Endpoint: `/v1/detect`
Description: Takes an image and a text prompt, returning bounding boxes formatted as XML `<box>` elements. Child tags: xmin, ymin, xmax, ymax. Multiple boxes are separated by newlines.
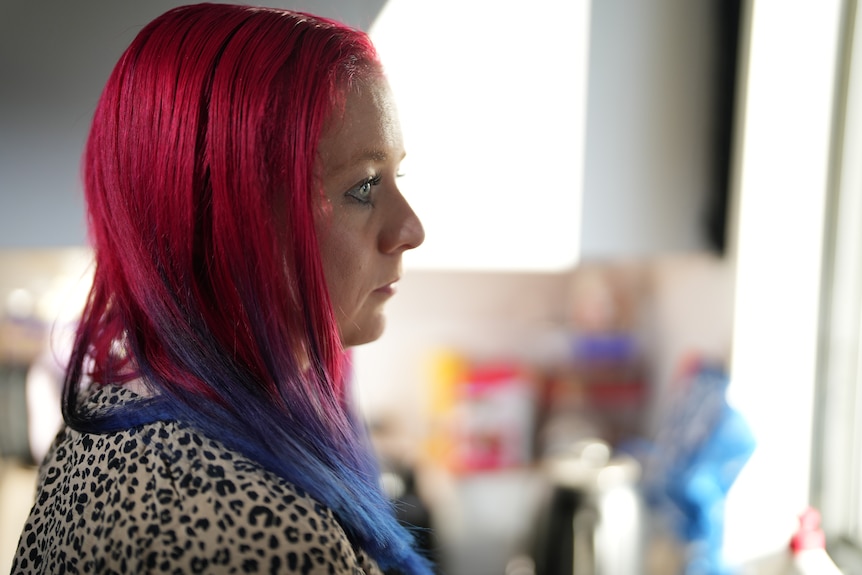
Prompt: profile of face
<box><xmin>315</xmin><ymin>76</ymin><xmax>425</xmax><ymax>347</ymax></box>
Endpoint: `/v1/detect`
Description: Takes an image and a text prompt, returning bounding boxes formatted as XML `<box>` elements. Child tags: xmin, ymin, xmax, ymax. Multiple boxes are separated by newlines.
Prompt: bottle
<box><xmin>789</xmin><ymin>507</ymin><xmax>842</xmax><ymax>574</ymax></box>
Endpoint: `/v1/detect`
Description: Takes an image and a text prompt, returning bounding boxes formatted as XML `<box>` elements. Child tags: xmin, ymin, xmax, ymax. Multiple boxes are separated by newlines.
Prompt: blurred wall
<box><xmin>582</xmin><ymin>0</ymin><xmax>721</xmax><ymax>257</ymax></box>
<box><xmin>0</xmin><ymin>0</ymin><xmax>722</xmax><ymax>260</ymax></box>
<box><xmin>0</xmin><ymin>0</ymin><xmax>387</xmax><ymax>248</ymax></box>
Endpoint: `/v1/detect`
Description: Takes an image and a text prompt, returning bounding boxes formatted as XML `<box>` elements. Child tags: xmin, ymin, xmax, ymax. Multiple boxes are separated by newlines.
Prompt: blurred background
<box><xmin>2</xmin><ymin>0</ymin><xmax>862</xmax><ymax>573</ymax></box>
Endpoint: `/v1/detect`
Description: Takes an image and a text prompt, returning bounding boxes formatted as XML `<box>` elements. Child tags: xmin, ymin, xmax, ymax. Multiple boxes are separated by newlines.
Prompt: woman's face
<box><xmin>315</xmin><ymin>76</ymin><xmax>424</xmax><ymax>347</ymax></box>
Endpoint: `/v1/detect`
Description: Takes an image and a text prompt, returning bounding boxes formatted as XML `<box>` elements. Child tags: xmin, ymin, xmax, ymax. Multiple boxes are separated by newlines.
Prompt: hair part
<box><xmin>66</xmin><ymin>4</ymin><xmax>430</xmax><ymax>573</ymax></box>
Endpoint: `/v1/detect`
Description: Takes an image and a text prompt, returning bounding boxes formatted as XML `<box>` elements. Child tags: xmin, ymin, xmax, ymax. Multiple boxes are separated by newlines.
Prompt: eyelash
<box><xmin>346</xmin><ymin>174</ymin><xmax>382</xmax><ymax>206</ymax></box>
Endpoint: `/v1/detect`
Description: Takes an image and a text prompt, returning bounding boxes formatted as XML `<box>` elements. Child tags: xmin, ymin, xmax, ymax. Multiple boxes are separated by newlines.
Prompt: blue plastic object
<box><xmin>641</xmin><ymin>361</ymin><xmax>756</xmax><ymax>575</ymax></box>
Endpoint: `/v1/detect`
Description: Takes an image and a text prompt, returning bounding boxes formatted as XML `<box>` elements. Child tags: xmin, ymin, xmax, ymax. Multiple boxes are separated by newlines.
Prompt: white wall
<box><xmin>581</xmin><ymin>0</ymin><xmax>717</xmax><ymax>258</ymax></box>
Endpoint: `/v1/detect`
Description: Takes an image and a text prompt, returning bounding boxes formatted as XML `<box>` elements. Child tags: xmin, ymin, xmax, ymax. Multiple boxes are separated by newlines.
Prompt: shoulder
<box><xmin>146</xmin><ymin>423</ymin><xmax>367</xmax><ymax>574</ymax></box>
<box><xmin>14</xmin><ymin>386</ymin><xmax>380</xmax><ymax>574</ymax></box>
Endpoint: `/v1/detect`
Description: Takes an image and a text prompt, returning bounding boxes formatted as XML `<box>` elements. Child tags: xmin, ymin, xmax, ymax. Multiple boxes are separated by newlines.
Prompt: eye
<box><xmin>346</xmin><ymin>174</ymin><xmax>382</xmax><ymax>205</ymax></box>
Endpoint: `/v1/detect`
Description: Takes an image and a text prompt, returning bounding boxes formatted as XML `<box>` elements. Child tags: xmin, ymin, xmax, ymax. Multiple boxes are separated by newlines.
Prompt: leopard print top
<box><xmin>11</xmin><ymin>386</ymin><xmax>383</xmax><ymax>575</ymax></box>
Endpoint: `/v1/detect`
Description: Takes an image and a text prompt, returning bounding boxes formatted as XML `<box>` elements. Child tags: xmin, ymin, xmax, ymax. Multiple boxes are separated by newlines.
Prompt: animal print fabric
<box><xmin>11</xmin><ymin>386</ymin><xmax>383</xmax><ymax>574</ymax></box>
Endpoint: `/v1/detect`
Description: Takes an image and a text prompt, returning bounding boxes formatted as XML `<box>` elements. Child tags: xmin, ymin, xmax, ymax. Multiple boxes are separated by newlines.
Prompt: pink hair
<box><xmin>83</xmin><ymin>4</ymin><xmax>363</xmax><ymax>399</ymax></box>
<box><xmin>67</xmin><ymin>4</ymin><xmax>431</xmax><ymax>572</ymax></box>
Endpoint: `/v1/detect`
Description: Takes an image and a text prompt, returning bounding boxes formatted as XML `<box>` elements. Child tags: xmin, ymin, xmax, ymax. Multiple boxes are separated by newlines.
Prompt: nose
<box><xmin>381</xmin><ymin>190</ymin><xmax>425</xmax><ymax>254</ymax></box>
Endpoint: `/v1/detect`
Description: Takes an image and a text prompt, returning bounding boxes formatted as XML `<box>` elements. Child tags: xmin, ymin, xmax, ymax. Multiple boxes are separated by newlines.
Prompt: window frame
<box><xmin>812</xmin><ymin>0</ymin><xmax>862</xmax><ymax>571</ymax></box>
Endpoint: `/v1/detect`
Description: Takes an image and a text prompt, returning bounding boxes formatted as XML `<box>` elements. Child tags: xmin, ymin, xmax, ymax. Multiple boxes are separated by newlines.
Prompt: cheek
<box><xmin>318</xmin><ymin>225</ymin><xmax>362</xmax><ymax>308</ymax></box>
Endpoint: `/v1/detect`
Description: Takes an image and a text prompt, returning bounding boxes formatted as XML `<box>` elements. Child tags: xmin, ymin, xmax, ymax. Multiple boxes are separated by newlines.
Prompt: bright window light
<box><xmin>369</xmin><ymin>1</ymin><xmax>591</xmax><ymax>271</ymax></box>
<box><xmin>724</xmin><ymin>0</ymin><xmax>843</xmax><ymax>566</ymax></box>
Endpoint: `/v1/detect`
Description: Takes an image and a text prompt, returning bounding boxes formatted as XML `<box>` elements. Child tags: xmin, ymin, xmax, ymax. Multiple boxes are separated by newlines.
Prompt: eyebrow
<box><xmin>356</xmin><ymin>149</ymin><xmax>390</xmax><ymax>163</ymax></box>
<box><xmin>328</xmin><ymin>148</ymin><xmax>405</xmax><ymax>177</ymax></box>
<box><xmin>327</xmin><ymin>149</ymin><xmax>386</xmax><ymax>176</ymax></box>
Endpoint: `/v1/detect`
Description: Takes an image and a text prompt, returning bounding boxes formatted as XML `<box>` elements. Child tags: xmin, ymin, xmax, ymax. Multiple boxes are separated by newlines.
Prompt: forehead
<box><xmin>318</xmin><ymin>77</ymin><xmax>404</xmax><ymax>177</ymax></box>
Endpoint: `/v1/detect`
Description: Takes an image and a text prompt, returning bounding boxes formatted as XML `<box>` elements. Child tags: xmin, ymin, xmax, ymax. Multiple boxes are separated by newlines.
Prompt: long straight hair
<box><xmin>65</xmin><ymin>4</ymin><xmax>431</xmax><ymax>573</ymax></box>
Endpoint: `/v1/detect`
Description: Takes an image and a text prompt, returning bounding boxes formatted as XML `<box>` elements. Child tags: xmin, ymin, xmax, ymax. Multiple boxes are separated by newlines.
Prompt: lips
<box><xmin>374</xmin><ymin>278</ymin><xmax>399</xmax><ymax>296</ymax></box>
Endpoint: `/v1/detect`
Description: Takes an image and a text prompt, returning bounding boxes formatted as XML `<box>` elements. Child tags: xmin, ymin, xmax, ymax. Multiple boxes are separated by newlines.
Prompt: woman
<box><xmin>12</xmin><ymin>3</ymin><xmax>428</xmax><ymax>574</ymax></box>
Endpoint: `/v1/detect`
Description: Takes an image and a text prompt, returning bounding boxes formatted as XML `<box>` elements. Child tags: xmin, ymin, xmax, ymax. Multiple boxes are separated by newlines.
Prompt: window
<box><xmin>368</xmin><ymin>0</ymin><xmax>590</xmax><ymax>271</ymax></box>
<box><xmin>813</xmin><ymin>1</ymin><xmax>862</xmax><ymax>570</ymax></box>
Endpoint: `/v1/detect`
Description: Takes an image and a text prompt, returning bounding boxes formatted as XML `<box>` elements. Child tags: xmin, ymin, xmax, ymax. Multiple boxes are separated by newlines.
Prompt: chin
<box><xmin>341</xmin><ymin>317</ymin><xmax>386</xmax><ymax>348</ymax></box>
